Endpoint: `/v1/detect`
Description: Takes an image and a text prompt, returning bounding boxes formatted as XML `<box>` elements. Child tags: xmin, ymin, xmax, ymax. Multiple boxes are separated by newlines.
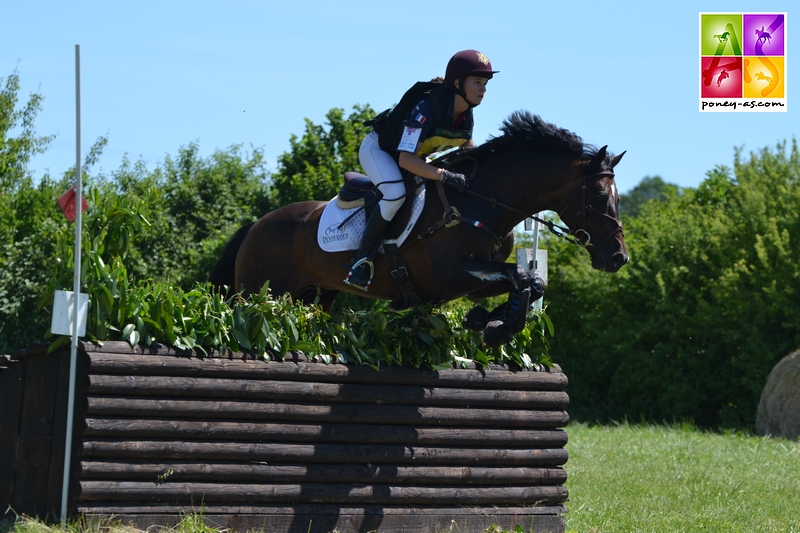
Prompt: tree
<box><xmin>270</xmin><ymin>105</ymin><xmax>375</xmax><ymax>207</ymax></box>
<box><xmin>0</xmin><ymin>70</ymin><xmax>54</xmax><ymax>194</ymax></box>
<box><xmin>100</xmin><ymin>143</ymin><xmax>273</xmax><ymax>290</ymax></box>
<box><xmin>618</xmin><ymin>175</ymin><xmax>680</xmax><ymax>218</ymax></box>
<box><xmin>1</xmin><ymin>70</ymin><xmax>58</xmax><ymax>244</ymax></box>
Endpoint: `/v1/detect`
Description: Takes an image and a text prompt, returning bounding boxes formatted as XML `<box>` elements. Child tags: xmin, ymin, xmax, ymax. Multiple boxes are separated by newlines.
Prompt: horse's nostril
<box><xmin>613</xmin><ymin>252</ymin><xmax>629</xmax><ymax>268</ymax></box>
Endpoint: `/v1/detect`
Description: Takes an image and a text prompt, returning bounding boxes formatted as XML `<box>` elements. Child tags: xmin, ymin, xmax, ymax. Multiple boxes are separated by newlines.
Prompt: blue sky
<box><xmin>4</xmin><ymin>0</ymin><xmax>796</xmax><ymax>194</ymax></box>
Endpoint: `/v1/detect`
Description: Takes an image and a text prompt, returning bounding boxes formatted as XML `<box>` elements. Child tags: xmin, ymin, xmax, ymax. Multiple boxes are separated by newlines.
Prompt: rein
<box><xmin>462</xmin><ymin>168</ymin><xmax>620</xmax><ymax>251</ymax></box>
<box><xmin>389</xmin><ymin>158</ymin><xmax>621</xmax><ymax>262</ymax></box>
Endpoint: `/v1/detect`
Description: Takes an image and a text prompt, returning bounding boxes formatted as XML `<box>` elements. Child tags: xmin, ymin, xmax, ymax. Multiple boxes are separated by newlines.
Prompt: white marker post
<box><xmin>60</xmin><ymin>44</ymin><xmax>83</xmax><ymax>524</ymax></box>
<box><xmin>531</xmin><ymin>214</ymin><xmax>544</xmax><ymax>311</ymax></box>
<box><xmin>517</xmin><ymin>215</ymin><xmax>547</xmax><ymax>311</ymax></box>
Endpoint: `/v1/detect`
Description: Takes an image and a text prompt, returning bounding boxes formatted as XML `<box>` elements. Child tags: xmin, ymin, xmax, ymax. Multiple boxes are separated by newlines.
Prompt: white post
<box><xmin>531</xmin><ymin>213</ymin><xmax>543</xmax><ymax>312</ymax></box>
<box><xmin>60</xmin><ymin>44</ymin><xmax>82</xmax><ymax>524</ymax></box>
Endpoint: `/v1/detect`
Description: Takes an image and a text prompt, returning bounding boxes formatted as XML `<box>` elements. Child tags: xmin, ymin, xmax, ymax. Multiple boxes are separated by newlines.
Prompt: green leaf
<box><xmin>427</xmin><ymin>314</ymin><xmax>447</xmax><ymax>330</ymax></box>
<box><xmin>122</xmin><ymin>323</ymin><xmax>136</xmax><ymax>345</ymax></box>
<box><xmin>541</xmin><ymin>312</ymin><xmax>555</xmax><ymax>337</ymax></box>
<box><xmin>416</xmin><ymin>330</ymin><xmax>434</xmax><ymax>345</ymax></box>
<box><xmin>232</xmin><ymin>329</ymin><xmax>252</xmax><ymax>350</ymax></box>
<box><xmin>292</xmin><ymin>340</ymin><xmax>314</xmax><ymax>352</ymax></box>
<box><xmin>46</xmin><ymin>336</ymin><xmax>70</xmax><ymax>353</ymax></box>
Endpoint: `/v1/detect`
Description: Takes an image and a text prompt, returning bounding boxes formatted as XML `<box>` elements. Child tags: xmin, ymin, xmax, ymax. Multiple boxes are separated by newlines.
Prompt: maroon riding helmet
<box><xmin>444</xmin><ymin>50</ymin><xmax>498</xmax><ymax>106</ymax></box>
<box><xmin>445</xmin><ymin>50</ymin><xmax>498</xmax><ymax>82</ymax></box>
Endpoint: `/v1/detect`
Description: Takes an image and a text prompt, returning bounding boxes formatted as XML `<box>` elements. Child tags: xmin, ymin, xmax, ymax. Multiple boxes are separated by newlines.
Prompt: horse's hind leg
<box><xmin>463</xmin><ymin>304</ymin><xmax>506</xmax><ymax>331</ymax></box>
<box><xmin>296</xmin><ymin>286</ymin><xmax>340</xmax><ymax>312</ymax></box>
<box><xmin>316</xmin><ymin>289</ymin><xmax>340</xmax><ymax>312</ymax></box>
<box><xmin>461</xmin><ymin>259</ymin><xmax>545</xmax><ymax>337</ymax></box>
<box><xmin>459</xmin><ymin>259</ymin><xmax>545</xmax><ymax>346</ymax></box>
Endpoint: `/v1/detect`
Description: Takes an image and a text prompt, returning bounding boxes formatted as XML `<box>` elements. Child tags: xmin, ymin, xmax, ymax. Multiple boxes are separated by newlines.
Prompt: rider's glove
<box><xmin>440</xmin><ymin>170</ymin><xmax>468</xmax><ymax>193</ymax></box>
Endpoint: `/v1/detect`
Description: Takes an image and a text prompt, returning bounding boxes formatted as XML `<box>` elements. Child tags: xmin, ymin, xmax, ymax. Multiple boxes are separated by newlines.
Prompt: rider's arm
<box><xmin>398</xmin><ymin>151</ymin><xmax>447</xmax><ymax>181</ymax></box>
<box><xmin>396</xmin><ymin>99</ymin><xmax>473</xmax><ymax>181</ymax></box>
<box><xmin>395</xmin><ymin>98</ymin><xmax>448</xmax><ymax>181</ymax></box>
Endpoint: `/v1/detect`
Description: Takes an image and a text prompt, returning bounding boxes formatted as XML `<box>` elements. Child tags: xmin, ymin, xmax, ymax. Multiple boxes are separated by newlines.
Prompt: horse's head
<box><xmin>558</xmin><ymin>146</ymin><xmax>629</xmax><ymax>273</ymax></box>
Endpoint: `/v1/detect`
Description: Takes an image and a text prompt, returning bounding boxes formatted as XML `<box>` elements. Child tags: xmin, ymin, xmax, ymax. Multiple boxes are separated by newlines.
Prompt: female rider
<box><xmin>344</xmin><ymin>49</ymin><xmax>498</xmax><ymax>291</ymax></box>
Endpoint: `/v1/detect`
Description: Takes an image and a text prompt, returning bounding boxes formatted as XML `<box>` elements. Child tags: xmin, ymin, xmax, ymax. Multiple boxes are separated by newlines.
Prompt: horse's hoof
<box><xmin>463</xmin><ymin>306</ymin><xmax>491</xmax><ymax>331</ymax></box>
<box><xmin>483</xmin><ymin>320</ymin><xmax>514</xmax><ymax>348</ymax></box>
<box><xmin>529</xmin><ymin>274</ymin><xmax>545</xmax><ymax>302</ymax></box>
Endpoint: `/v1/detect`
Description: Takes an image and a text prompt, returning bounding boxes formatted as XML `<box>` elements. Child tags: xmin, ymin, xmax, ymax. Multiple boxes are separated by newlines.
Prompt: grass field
<box><xmin>2</xmin><ymin>423</ymin><xmax>799</xmax><ymax>533</ymax></box>
<box><xmin>564</xmin><ymin>422</ymin><xmax>800</xmax><ymax>533</ymax></box>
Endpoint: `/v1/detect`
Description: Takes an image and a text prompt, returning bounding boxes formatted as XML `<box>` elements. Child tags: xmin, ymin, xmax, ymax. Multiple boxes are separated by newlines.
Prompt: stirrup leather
<box><xmin>344</xmin><ymin>258</ymin><xmax>375</xmax><ymax>291</ymax></box>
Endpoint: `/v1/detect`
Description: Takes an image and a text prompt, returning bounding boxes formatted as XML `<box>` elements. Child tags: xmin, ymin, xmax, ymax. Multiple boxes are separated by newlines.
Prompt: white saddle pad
<box><xmin>317</xmin><ymin>186</ymin><xmax>426</xmax><ymax>253</ymax></box>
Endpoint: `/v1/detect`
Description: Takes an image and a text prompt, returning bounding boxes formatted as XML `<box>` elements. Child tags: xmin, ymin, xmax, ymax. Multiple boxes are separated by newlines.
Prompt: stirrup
<box><xmin>344</xmin><ymin>258</ymin><xmax>374</xmax><ymax>291</ymax></box>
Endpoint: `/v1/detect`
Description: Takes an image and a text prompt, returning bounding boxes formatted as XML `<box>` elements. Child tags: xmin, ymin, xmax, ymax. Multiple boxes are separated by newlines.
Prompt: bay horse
<box><xmin>211</xmin><ymin>111</ymin><xmax>629</xmax><ymax>346</ymax></box>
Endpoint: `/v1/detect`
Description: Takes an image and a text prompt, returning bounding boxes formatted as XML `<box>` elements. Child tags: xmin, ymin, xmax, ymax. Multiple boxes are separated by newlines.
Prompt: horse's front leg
<box><xmin>460</xmin><ymin>259</ymin><xmax>544</xmax><ymax>347</ymax></box>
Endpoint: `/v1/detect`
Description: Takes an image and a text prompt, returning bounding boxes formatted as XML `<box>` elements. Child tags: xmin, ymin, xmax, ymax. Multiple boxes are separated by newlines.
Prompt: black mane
<box><xmin>447</xmin><ymin>111</ymin><xmax>600</xmax><ymax>162</ymax></box>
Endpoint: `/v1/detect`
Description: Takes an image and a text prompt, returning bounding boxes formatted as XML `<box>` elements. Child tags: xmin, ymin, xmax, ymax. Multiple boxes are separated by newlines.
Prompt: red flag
<box><xmin>58</xmin><ymin>186</ymin><xmax>89</xmax><ymax>222</ymax></box>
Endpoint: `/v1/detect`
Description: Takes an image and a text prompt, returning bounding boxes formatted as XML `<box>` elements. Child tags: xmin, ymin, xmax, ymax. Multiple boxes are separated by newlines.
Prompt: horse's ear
<box><xmin>610</xmin><ymin>150</ymin><xmax>626</xmax><ymax>169</ymax></box>
<box><xmin>589</xmin><ymin>146</ymin><xmax>607</xmax><ymax>168</ymax></box>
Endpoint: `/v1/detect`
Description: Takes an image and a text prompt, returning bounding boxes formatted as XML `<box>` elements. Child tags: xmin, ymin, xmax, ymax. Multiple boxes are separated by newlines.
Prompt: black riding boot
<box><xmin>344</xmin><ymin>210</ymin><xmax>392</xmax><ymax>291</ymax></box>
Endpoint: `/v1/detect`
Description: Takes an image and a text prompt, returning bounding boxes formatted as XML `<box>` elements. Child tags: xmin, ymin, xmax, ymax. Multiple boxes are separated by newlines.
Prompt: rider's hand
<box><xmin>440</xmin><ymin>170</ymin><xmax>468</xmax><ymax>192</ymax></box>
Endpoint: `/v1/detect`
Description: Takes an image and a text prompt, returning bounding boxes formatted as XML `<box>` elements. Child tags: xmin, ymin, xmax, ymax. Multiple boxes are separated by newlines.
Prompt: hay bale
<box><xmin>756</xmin><ymin>349</ymin><xmax>800</xmax><ymax>440</ymax></box>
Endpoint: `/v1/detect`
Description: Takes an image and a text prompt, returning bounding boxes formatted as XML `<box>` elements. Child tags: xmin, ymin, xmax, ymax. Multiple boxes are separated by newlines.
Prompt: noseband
<box><xmin>557</xmin><ymin>170</ymin><xmax>623</xmax><ymax>258</ymax></box>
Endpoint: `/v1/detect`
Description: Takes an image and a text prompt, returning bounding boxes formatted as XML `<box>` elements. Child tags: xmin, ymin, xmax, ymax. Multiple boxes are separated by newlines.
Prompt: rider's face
<box><xmin>459</xmin><ymin>76</ymin><xmax>489</xmax><ymax>106</ymax></box>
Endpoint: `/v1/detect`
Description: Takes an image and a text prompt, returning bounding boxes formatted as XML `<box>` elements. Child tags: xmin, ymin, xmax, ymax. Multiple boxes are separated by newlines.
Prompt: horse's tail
<box><xmin>209</xmin><ymin>221</ymin><xmax>256</xmax><ymax>297</ymax></box>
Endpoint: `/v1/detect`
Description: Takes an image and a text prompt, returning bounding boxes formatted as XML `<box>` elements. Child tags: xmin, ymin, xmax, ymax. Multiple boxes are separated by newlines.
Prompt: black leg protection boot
<box><xmin>344</xmin><ymin>210</ymin><xmax>392</xmax><ymax>291</ymax></box>
<box><xmin>483</xmin><ymin>288</ymin><xmax>532</xmax><ymax>348</ymax></box>
<box><xmin>505</xmin><ymin>286</ymin><xmax>532</xmax><ymax>334</ymax></box>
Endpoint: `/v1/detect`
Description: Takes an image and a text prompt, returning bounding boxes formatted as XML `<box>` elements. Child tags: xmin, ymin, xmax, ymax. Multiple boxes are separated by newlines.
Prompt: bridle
<box><xmin>406</xmin><ymin>155</ymin><xmax>623</xmax><ymax>262</ymax></box>
<box><xmin>554</xmin><ymin>169</ymin><xmax>624</xmax><ymax>258</ymax></box>
<box><xmin>459</xmin><ymin>166</ymin><xmax>622</xmax><ymax>254</ymax></box>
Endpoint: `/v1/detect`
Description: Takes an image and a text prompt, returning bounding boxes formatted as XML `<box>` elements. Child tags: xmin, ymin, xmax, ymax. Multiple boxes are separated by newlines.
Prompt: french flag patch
<box><xmin>415</xmin><ymin>113</ymin><xmax>426</xmax><ymax>124</ymax></box>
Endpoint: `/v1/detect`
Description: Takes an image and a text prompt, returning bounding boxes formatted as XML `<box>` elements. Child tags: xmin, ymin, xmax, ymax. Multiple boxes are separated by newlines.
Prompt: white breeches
<box><xmin>359</xmin><ymin>132</ymin><xmax>406</xmax><ymax>221</ymax></box>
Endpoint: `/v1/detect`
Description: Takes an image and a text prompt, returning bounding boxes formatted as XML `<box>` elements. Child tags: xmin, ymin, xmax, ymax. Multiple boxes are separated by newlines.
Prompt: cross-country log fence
<box><xmin>0</xmin><ymin>341</ymin><xmax>569</xmax><ymax>533</ymax></box>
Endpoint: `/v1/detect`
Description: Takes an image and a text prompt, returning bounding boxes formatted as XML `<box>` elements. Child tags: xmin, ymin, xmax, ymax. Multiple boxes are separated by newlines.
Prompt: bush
<box><xmin>103</xmin><ymin>143</ymin><xmax>272</xmax><ymax>289</ymax></box>
<box><xmin>546</xmin><ymin>140</ymin><xmax>800</xmax><ymax>428</ymax></box>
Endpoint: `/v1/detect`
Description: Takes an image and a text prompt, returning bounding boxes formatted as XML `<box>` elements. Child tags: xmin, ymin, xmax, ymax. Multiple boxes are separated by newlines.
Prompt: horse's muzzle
<box><xmin>608</xmin><ymin>251</ymin><xmax>629</xmax><ymax>272</ymax></box>
<box><xmin>592</xmin><ymin>250</ymin><xmax>629</xmax><ymax>273</ymax></box>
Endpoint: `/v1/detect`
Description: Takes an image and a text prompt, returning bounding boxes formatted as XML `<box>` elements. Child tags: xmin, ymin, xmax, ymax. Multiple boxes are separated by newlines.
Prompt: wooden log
<box><xmin>85</xmin><ymin>397</ymin><xmax>569</xmax><ymax>427</ymax></box>
<box><xmin>86</xmin><ymin>374</ymin><xmax>567</xmax><ymax>409</ymax></box>
<box><xmin>79</xmin><ymin>440</ymin><xmax>569</xmax><ymax>466</ymax></box>
<box><xmin>79</xmin><ymin>460</ymin><xmax>567</xmax><ymax>486</ymax></box>
<box><xmin>82</xmin><ymin>418</ymin><xmax>569</xmax><ymax>445</ymax></box>
<box><xmin>84</xmin><ymin>351</ymin><xmax>568</xmax><ymax>390</ymax></box>
<box><xmin>0</xmin><ymin>357</ymin><xmax>25</xmax><ymax>511</ymax></box>
<box><xmin>9</xmin><ymin>343</ymin><xmax>50</xmax><ymax>361</ymax></box>
<box><xmin>77</xmin><ymin>481</ymin><xmax>568</xmax><ymax>505</ymax></box>
<box><xmin>11</xmin><ymin>352</ymin><xmax>63</xmax><ymax>518</ymax></box>
<box><xmin>44</xmin><ymin>350</ymin><xmax>78</xmax><ymax>519</ymax></box>
<box><xmin>73</xmin><ymin>505</ymin><xmax>567</xmax><ymax>533</ymax></box>
<box><xmin>73</xmin><ymin>503</ymin><xmax>567</xmax><ymax>515</ymax></box>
